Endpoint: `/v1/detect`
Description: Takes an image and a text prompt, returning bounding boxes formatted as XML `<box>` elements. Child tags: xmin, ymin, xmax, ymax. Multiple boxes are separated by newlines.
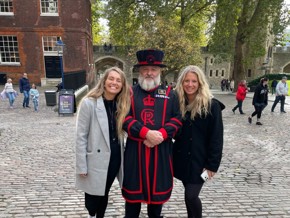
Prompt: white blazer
<box><xmin>75</xmin><ymin>96</ymin><xmax>124</xmax><ymax>195</ymax></box>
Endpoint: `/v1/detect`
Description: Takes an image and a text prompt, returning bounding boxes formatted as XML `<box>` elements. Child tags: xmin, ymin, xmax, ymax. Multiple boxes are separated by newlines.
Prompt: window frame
<box><xmin>0</xmin><ymin>0</ymin><xmax>14</xmax><ymax>16</ymax></box>
<box><xmin>40</xmin><ymin>0</ymin><xmax>59</xmax><ymax>16</ymax></box>
<box><xmin>0</xmin><ymin>35</ymin><xmax>20</xmax><ymax>65</ymax></box>
<box><xmin>42</xmin><ymin>36</ymin><xmax>61</xmax><ymax>53</ymax></box>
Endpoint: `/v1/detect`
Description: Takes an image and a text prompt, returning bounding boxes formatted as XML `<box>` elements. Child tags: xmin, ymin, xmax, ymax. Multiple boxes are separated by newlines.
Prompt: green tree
<box><xmin>104</xmin><ymin>0</ymin><xmax>212</xmax><ymax>79</ymax></box>
<box><xmin>134</xmin><ymin>17</ymin><xmax>202</xmax><ymax>81</ymax></box>
<box><xmin>91</xmin><ymin>1</ymin><xmax>106</xmax><ymax>44</ymax></box>
<box><xmin>209</xmin><ymin>0</ymin><xmax>289</xmax><ymax>89</ymax></box>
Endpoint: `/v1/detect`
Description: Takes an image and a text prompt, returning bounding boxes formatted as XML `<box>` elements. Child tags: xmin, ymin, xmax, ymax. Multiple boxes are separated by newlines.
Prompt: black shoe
<box><xmin>256</xmin><ymin>122</ymin><xmax>262</xmax><ymax>125</ymax></box>
<box><xmin>232</xmin><ymin>109</ymin><xmax>235</xmax><ymax>114</ymax></box>
<box><xmin>26</xmin><ymin>106</ymin><xmax>30</xmax><ymax>108</ymax></box>
<box><xmin>248</xmin><ymin>117</ymin><xmax>252</xmax><ymax>124</ymax></box>
<box><xmin>281</xmin><ymin>111</ymin><xmax>286</xmax><ymax>113</ymax></box>
<box><xmin>240</xmin><ymin>112</ymin><xmax>246</xmax><ymax>115</ymax></box>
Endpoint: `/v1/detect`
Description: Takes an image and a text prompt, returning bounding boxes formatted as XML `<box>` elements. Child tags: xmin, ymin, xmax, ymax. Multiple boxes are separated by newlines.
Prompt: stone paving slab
<box><xmin>0</xmin><ymin>86</ymin><xmax>290</xmax><ymax>217</ymax></box>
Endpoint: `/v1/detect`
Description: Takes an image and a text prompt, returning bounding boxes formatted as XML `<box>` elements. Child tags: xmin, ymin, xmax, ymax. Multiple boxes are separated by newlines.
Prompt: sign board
<box><xmin>58</xmin><ymin>94</ymin><xmax>74</xmax><ymax>115</ymax></box>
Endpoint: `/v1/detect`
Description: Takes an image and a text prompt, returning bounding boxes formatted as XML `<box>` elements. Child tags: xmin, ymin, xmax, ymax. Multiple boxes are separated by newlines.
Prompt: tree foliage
<box><xmin>103</xmin><ymin>0</ymin><xmax>213</xmax><ymax>79</ymax></box>
<box><xmin>91</xmin><ymin>1</ymin><xmax>106</xmax><ymax>44</ymax></box>
<box><xmin>93</xmin><ymin>0</ymin><xmax>289</xmax><ymax>87</ymax></box>
<box><xmin>209</xmin><ymin>0</ymin><xmax>289</xmax><ymax>89</ymax></box>
<box><xmin>133</xmin><ymin>17</ymin><xmax>202</xmax><ymax>80</ymax></box>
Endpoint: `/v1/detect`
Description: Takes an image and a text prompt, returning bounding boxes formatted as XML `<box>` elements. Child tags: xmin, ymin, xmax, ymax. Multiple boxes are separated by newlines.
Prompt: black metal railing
<box><xmin>63</xmin><ymin>70</ymin><xmax>86</xmax><ymax>90</ymax></box>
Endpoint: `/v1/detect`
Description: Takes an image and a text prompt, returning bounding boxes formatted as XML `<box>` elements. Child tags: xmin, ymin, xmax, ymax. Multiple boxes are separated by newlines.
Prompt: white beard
<box><xmin>138</xmin><ymin>74</ymin><xmax>161</xmax><ymax>91</ymax></box>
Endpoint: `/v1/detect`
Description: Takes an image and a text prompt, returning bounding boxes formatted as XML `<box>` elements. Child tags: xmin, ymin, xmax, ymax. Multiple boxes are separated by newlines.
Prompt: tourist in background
<box><xmin>29</xmin><ymin>83</ymin><xmax>40</xmax><ymax>112</ymax></box>
<box><xmin>271</xmin><ymin>79</ymin><xmax>278</xmax><ymax>95</ymax></box>
<box><xmin>230</xmin><ymin>79</ymin><xmax>235</xmax><ymax>92</ymax></box>
<box><xmin>19</xmin><ymin>73</ymin><xmax>31</xmax><ymax>108</ymax></box>
<box><xmin>248</xmin><ymin>78</ymin><xmax>269</xmax><ymax>125</ymax></box>
<box><xmin>232</xmin><ymin>80</ymin><xmax>248</xmax><ymax>115</ymax></box>
<box><xmin>271</xmin><ymin>76</ymin><xmax>288</xmax><ymax>113</ymax></box>
<box><xmin>2</xmin><ymin>78</ymin><xmax>17</xmax><ymax>109</ymax></box>
<box><xmin>173</xmin><ymin>65</ymin><xmax>224</xmax><ymax>218</ymax></box>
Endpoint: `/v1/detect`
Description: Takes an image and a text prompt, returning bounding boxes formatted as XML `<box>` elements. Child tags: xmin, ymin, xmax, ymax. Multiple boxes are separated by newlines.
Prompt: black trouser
<box><xmin>85</xmin><ymin>156</ymin><xmax>120</xmax><ymax>218</ymax></box>
<box><xmin>124</xmin><ymin>202</ymin><xmax>163</xmax><ymax>218</ymax></box>
<box><xmin>271</xmin><ymin>95</ymin><xmax>285</xmax><ymax>112</ymax></box>
<box><xmin>251</xmin><ymin>105</ymin><xmax>263</xmax><ymax>119</ymax></box>
<box><xmin>233</xmin><ymin>100</ymin><xmax>243</xmax><ymax>114</ymax></box>
<box><xmin>182</xmin><ymin>182</ymin><xmax>203</xmax><ymax>218</ymax></box>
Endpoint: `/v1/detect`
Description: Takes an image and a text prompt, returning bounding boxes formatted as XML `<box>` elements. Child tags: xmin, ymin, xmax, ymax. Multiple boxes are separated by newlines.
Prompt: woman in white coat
<box><xmin>75</xmin><ymin>67</ymin><xmax>131</xmax><ymax>218</ymax></box>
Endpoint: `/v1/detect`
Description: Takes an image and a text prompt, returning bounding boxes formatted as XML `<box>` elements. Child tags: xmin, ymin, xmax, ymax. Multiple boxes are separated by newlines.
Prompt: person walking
<box><xmin>19</xmin><ymin>73</ymin><xmax>31</xmax><ymax>108</ymax></box>
<box><xmin>3</xmin><ymin>78</ymin><xmax>17</xmax><ymax>109</ymax></box>
<box><xmin>122</xmin><ymin>49</ymin><xmax>182</xmax><ymax>218</ymax></box>
<box><xmin>248</xmin><ymin>78</ymin><xmax>269</xmax><ymax>125</ymax></box>
<box><xmin>232</xmin><ymin>80</ymin><xmax>248</xmax><ymax>114</ymax></box>
<box><xmin>173</xmin><ymin>65</ymin><xmax>224</xmax><ymax>218</ymax></box>
<box><xmin>29</xmin><ymin>83</ymin><xmax>40</xmax><ymax>112</ymax></box>
<box><xmin>271</xmin><ymin>76</ymin><xmax>288</xmax><ymax>113</ymax></box>
<box><xmin>230</xmin><ymin>79</ymin><xmax>235</xmax><ymax>92</ymax></box>
<box><xmin>75</xmin><ymin>67</ymin><xmax>131</xmax><ymax>218</ymax></box>
<box><xmin>271</xmin><ymin>79</ymin><xmax>278</xmax><ymax>95</ymax></box>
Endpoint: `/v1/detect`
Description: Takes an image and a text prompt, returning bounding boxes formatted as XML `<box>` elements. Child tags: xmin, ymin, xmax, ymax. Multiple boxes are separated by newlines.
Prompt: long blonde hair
<box><xmin>83</xmin><ymin>67</ymin><xmax>131</xmax><ymax>141</ymax></box>
<box><xmin>175</xmin><ymin>65</ymin><xmax>213</xmax><ymax>119</ymax></box>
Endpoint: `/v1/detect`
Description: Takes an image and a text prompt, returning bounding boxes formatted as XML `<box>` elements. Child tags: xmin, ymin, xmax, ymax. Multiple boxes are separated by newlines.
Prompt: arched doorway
<box><xmin>283</xmin><ymin>62</ymin><xmax>290</xmax><ymax>73</ymax></box>
<box><xmin>95</xmin><ymin>56</ymin><xmax>125</xmax><ymax>82</ymax></box>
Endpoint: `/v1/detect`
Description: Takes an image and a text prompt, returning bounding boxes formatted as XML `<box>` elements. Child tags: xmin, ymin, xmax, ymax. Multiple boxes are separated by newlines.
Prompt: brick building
<box><xmin>0</xmin><ymin>0</ymin><xmax>94</xmax><ymax>86</ymax></box>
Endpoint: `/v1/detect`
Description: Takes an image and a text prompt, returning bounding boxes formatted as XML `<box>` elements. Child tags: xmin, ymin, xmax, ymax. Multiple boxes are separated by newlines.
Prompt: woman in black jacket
<box><xmin>173</xmin><ymin>65</ymin><xmax>224</xmax><ymax>218</ymax></box>
<box><xmin>248</xmin><ymin>77</ymin><xmax>269</xmax><ymax>125</ymax></box>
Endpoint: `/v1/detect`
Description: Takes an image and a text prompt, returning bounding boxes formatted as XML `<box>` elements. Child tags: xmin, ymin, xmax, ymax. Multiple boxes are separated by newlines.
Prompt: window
<box><xmin>221</xmin><ymin>70</ymin><xmax>225</xmax><ymax>77</ymax></box>
<box><xmin>247</xmin><ymin>69</ymin><xmax>252</xmax><ymax>77</ymax></box>
<box><xmin>42</xmin><ymin>36</ymin><xmax>61</xmax><ymax>52</ymax></box>
<box><xmin>209</xmin><ymin>70</ymin><xmax>213</xmax><ymax>77</ymax></box>
<box><xmin>0</xmin><ymin>35</ymin><xmax>20</xmax><ymax>64</ymax></box>
<box><xmin>216</xmin><ymin>70</ymin><xmax>218</xmax><ymax>77</ymax></box>
<box><xmin>0</xmin><ymin>0</ymin><xmax>13</xmax><ymax>15</ymax></box>
<box><xmin>40</xmin><ymin>0</ymin><xmax>58</xmax><ymax>15</ymax></box>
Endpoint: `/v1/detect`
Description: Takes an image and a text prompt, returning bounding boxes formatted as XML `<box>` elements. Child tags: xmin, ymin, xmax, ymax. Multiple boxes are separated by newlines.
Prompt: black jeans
<box><xmin>271</xmin><ymin>95</ymin><xmax>285</xmax><ymax>112</ymax></box>
<box><xmin>124</xmin><ymin>202</ymin><xmax>163</xmax><ymax>218</ymax></box>
<box><xmin>252</xmin><ymin>105</ymin><xmax>264</xmax><ymax>119</ymax></box>
<box><xmin>233</xmin><ymin>100</ymin><xmax>244</xmax><ymax>114</ymax></box>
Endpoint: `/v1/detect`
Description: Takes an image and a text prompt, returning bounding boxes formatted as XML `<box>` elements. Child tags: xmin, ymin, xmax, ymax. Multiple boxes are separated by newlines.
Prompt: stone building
<box><xmin>0</xmin><ymin>0</ymin><xmax>94</xmax><ymax>86</ymax></box>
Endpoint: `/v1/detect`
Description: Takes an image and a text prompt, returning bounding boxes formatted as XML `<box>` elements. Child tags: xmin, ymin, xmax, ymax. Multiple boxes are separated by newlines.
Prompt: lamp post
<box><xmin>55</xmin><ymin>39</ymin><xmax>65</xmax><ymax>89</ymax></box>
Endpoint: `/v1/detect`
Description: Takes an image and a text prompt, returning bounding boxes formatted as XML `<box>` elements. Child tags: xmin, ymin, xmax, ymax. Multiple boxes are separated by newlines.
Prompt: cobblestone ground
<box><xmin>0</xmin><ymin>86</ymin><xmax>290</xmax><ymax>218</ymax></box>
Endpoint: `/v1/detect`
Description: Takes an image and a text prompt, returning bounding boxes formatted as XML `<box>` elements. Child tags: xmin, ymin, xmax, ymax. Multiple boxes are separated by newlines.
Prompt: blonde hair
<box><xmin>83</xmin><ymin>67</ymin><xmax>131</xmax><ymax>141</ymax></box>
<box><xmin>175</xmin><ymin>65</ymin><xmax>213</xmax><ymax>119</ymax></box>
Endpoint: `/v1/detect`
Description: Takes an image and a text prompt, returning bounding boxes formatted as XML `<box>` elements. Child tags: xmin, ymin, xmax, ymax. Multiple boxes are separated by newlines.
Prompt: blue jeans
<box><xmin>32</xmin><ymin>97</ymin><xmax>39</xmax><ymax>111</ymax></box>
<box><xmin>22</xmin><ymin>90</ymin><xmax>30</xmax><ymax>107</ymax></box>
<box><xmin>6</xmin><ymin>92</ymin><xmax>15</xmax><ymax>106</ymax></box>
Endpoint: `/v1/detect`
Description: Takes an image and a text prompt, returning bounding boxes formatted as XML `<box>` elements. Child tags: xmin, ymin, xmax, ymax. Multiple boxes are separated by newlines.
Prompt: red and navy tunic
<box><xmin>122</xmin><ymin>84</ymin><xmax>182</xmax><ymax>204</ymax></box>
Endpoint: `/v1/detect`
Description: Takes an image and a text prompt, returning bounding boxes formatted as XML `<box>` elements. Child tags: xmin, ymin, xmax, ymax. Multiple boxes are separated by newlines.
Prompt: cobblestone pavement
<box><xmin>0</xmin><ymin>86</ymin><xmax>290</xmax><ymax>218</ymax></box>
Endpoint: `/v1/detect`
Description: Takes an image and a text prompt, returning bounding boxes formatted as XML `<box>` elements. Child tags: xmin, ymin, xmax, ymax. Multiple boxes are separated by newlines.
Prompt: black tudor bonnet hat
<box><xmin>134</xmin><ymin>49</ymin><xmax>167</xmax><ymax>68</ymax></box>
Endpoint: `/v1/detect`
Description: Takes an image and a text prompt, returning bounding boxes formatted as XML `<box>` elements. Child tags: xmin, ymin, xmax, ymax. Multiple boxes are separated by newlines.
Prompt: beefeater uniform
<box><xmin>122</xmin><ymin>83</ymin><xmax>182</xmax><ymax>204</ymax></box>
